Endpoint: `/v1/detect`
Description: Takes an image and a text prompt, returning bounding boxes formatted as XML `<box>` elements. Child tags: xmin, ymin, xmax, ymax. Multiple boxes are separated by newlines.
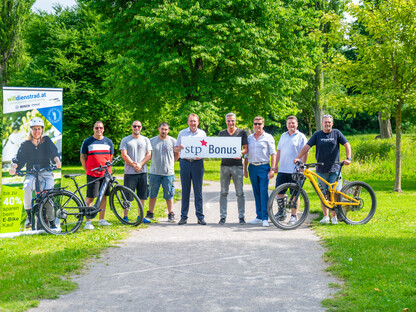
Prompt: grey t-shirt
<box><xmin>149</xmin><ymin>136</ymin><xmax>176</xmax><ymax>176</ymax></box>
<box><xmin>119</xmin><ymin>135</ymin><xmax>152</xmax><ymax>174</ymax></box>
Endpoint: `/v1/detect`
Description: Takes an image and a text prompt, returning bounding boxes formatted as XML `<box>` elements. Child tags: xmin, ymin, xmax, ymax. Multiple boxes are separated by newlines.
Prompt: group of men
<box><xmin>79</xmin><ymin>113</ymin><xmax>351</xmax><ymax>229</ymax></box>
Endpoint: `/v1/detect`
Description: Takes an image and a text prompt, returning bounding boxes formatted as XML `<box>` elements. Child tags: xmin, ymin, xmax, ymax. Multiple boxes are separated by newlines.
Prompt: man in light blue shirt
<box><xmin>174</xmin><ymin>113</ymin><xmax>207</xmax><ymax>225</ymax></box>
<box><xmin>244</xmin><ymin>116</ymin><xmax>276</xmax><ymax>227</ymax></box>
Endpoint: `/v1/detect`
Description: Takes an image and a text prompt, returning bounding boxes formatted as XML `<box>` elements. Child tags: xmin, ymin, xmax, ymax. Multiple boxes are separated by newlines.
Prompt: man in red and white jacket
<box><xmin>80</xmin><ymin>120</ymin><xmax>114</xmax><ymax>230</ymax></box>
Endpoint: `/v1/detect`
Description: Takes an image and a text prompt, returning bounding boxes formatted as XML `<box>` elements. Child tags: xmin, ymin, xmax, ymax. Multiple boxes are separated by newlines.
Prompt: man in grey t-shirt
<box><xmin>120</xmin><ymin>120</ymin><xmax>152</xmax><ymax>223</ymax></box>
<box><xmin>147</xmin><ymin>122</ymin><xmax>179</xmax><ymax>223</ymax></box>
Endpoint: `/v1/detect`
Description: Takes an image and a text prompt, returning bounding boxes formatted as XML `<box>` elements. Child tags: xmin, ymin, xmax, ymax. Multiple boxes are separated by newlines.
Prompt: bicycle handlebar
<box><xmin>90</xmin><ymin>156</ymin><xmax>122</xmax><ymax>173</ymax></box>
<box><xmin>295</xmin><ymin>161</ymin><xmax>345</xmax><ymax>170</ymax></box>
<box><xmin>16</xmin><ymin>165</ymin><xmax>57</xmax><ymax>176</ymax></box>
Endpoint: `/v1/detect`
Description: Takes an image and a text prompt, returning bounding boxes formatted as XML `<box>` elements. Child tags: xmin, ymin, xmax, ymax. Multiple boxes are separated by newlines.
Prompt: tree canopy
<box><xmin>331</xmin><ymin>0</ymin><xmax>416</xmax><ymax>191</ymax></box>
<box><xmin>83</xmin><ymin>0</ymin><xmax>318</xmax><ymax>135</ymax></box>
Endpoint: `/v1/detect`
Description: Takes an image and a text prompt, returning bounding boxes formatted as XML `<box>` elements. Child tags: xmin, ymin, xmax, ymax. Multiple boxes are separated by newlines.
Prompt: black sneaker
<box><xmin>178</xmin><ymin>218</ymin><xmax>187</xmax><ymax>225</ymax></box>
<box><xmin>239</xmin><ymin>217</ymin><xmax>246</xmax><ymax>225</ymax></box>
<box><xmin>274</xmin><ymin>210</ymin><xmax>286</xmax><ymax>221</ymax></box>
<box><xmin>49</xmin><ymin>221</ymin><xmax>58</xmax><ymax>229</ymax></box>
<box><xmin>144</xmin><ymin>211</ymin><xmax>154</xmax><ymax>223</ymax></box>
<box><xmin>168</xmin><ymin>212</ymin><xmax>176</xmax><ymax>223</ymax></box>
<box><xmin>197</xmin><ymin>219</ymin><xmax>207</xmax><ymax>225</ymax></box>
<box><xmin>219</xmin><ymin>218</ymin><xmax>226</xmax><ymax>225</ymax></box>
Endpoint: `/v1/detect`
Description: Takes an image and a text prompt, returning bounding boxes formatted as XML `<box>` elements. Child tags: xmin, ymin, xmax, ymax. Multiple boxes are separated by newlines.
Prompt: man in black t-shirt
<box><xmin>294</xmin><ymin>114</ymin><xmax>351</xmax><ymax>225</ymax></box>
<box><xmin>218</xmin><ymin>113</ymin><xmax>248</xmax><ymax>225</ymax></box>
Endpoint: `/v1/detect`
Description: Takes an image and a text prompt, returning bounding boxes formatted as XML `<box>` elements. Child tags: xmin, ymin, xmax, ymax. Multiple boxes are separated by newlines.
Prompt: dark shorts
<box><xmin>87</xmin><ymin>175</ymin><xmax>110</xmax><ymax>198</ymax></box>
<box><xmin>124</xmin><ymin>173</ymin><xmax>148</xmax><ymax>200</ymax></box>
<box><xmin>275</xmin><ymin>172</ymin><xmax>296</xmax><ymax>195</ymax></box>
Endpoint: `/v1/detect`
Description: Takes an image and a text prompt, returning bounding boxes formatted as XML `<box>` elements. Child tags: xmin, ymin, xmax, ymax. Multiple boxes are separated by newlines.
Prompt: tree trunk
<box><xmin>378</xmin><ymin>112</ymin><xmax>392</xmax><ymax>139</ymax></box>
<box><xmin>394</xmin><ymin>101</ymin><xmax>402</xmax><ymax>192</ymax></box>
<box><xmin>312</xmin><ymin>64</ymin><xmax>324</xmax><ymax>131</ymax></box>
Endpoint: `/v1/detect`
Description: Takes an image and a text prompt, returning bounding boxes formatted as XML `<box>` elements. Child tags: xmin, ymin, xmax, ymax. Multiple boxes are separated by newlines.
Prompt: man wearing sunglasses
<box><xmin>244</xmin><ymin>116</ymin><xmax>276</xmax><ymax>227</ymax></box>
<box><xmin>80</xmin><ymin>121</ymin><xmax>114</xmax><ymax>230</ymax></box>
<box><xmin>120</xmin><ymin>120</ymin><xmax>153</xmax><ymax>223</ymax></box>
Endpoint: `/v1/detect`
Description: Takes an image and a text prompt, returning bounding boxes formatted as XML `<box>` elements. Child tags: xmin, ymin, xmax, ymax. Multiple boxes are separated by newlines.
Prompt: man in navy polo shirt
<box><xmin>294</xmin><ymin>114</ymin><xmax>351</xmax><ymax>225</ymax></box>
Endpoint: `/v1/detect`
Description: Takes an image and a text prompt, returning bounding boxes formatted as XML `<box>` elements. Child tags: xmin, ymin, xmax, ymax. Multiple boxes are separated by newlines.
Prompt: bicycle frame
<box><xmin>64</xmin><ymin>158</ymin><xmax>120</xmax><ymax>214</ymax></box>
<box><xmin>17</xmin><ymin>165</ymin><xmax>57</xmax><ymax>230</ymax></box>
<box><xmin>301</xmin><ymin>166</ymin><xmax>360</xmax><ymax>210</ymax></box>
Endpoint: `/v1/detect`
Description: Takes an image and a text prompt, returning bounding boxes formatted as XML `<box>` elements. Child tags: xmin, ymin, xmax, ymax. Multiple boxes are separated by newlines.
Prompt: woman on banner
<box><xmin>9</xmin><ymin>117</ymin><xmax>62</xmax><ymax>228</ymax></box>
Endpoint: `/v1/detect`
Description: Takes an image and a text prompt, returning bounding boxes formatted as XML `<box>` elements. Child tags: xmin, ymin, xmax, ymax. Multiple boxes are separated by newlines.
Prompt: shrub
<box><xmin>353</xmin><ymin>139</ymin><xmax>394</xmax><ymax>162</ymax></box>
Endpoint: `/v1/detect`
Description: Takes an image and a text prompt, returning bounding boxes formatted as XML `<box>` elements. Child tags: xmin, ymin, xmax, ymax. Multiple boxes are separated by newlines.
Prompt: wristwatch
<box><xmin>346</xmin><ymin>157</ymin><xmax>351</xmax><ymax>160</ymax></box>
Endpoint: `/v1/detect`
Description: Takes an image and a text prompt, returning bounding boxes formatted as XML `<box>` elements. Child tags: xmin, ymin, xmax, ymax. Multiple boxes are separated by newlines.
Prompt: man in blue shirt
<box><xmin>174</xmin><ymin>114</ymin><xmax>207</xmax><ymax>225</ymax></box>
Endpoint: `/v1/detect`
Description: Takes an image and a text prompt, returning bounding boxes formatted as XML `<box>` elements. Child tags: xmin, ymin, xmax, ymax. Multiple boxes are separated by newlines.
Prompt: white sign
<box><xmin>3</xmin><ymin>87</ymin><xmax>63</xmax><ymax>114</ymax></box>
<box><xmin>180</xmin><ymin>137</ymin><xmax>242</xmax><ymax>158</ymax></box>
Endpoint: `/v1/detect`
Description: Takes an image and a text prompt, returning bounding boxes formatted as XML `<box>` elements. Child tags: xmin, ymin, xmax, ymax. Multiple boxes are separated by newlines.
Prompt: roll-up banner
<box><xmin>1</xmin><ymin>87</ymin><xmax>63</xmax><ymax>234</ymax></box>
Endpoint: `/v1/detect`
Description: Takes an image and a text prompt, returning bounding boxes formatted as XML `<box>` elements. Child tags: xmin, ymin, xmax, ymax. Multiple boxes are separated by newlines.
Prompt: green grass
<box><xmin>1</xmin><ymin>133</ymin><xmax>415</xmax><ymax>311</ymax></box>
<box><xmin>0</xmin><ymin>171</ymin><xmax>169</xmax><ymax>312</ymax></box>
<box><xmin>308</xmin><ymin>134</ymin><xmax>416</xmax><ymax>311</ymax></box>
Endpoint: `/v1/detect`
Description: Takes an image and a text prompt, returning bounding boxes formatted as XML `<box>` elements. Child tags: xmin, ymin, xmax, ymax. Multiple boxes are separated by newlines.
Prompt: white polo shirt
<box><xmin>277</xmin><ymin>130</ymin><xmax>307</xmax><ymax>173</ymax></box>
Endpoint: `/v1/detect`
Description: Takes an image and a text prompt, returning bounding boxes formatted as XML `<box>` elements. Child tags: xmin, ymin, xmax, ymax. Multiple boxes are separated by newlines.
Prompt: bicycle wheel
<box><xmin>268</xmin><ymin>183</ymin><xmax>310</xmax><ymax>230</ymax></box>
<box><xmin>110</xmin><ymin>185</ymin><xmax>143</xmax><ymax>226</ymax></box>
<box><xmin>337</xmin><ymin>181</ymin><xmax>376</xmax><ymax>225</ymax></box>
<box><xmin>38</xmin><ymin>190</ymin><xmax>84</xmax><ymax>235</ymax></box>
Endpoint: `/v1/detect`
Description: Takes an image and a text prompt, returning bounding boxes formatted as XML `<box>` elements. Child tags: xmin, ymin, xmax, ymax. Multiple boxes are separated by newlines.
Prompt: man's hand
<box><xmin>133</xmin><ymin>162</ymin><xmax>143</xmax><ymax>172</ymax></box>
<box><xmin>293</xmin><ymin>158</ymin><xmax>300</xmax><ymax>164</ymax></box>
<box><xmin>268</xmin><ymin>169</ymin><xmax>275</xmax><ymax>179</ymax></box>
<box><xmin>343</xmin><ymin>159</ymin><xmax>351</xmax><ymax>166</ymax></box>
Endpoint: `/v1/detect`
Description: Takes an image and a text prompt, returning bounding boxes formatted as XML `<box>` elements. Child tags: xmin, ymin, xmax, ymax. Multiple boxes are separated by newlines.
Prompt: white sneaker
<box><xmin>262</xmin><ymin>220</ymin><xmax>270</xmax><ymax>227</ymax></box>
<box><xmin>98</xmin><ymin>219</ymin><xmax>112</xmax><ymax>226</ymax></box>
<box><xmin>248</xmin><ymin>218</ymin><xmax>263</xmax><ymax>224</ymax></box>
<box><xmin>84</xmin><ymin>221</ymin><xmax>94</xmax><ymax>230</ymax></box>
<box><xmin>320</xmin><ymin>216</ymin><xmax>330</xmax><ymax>224</ymax></box>
<box><xmin>331</xmin><ymin>217</ymin><xmax>338</xmax><ymax>225</ymax></box>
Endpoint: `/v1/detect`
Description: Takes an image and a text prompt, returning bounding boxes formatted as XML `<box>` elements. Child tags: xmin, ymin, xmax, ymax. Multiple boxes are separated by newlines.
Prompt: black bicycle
<box><xmin>16</xmin><ymin>165</ymin><xmax>58</xmax><ymax>231</ymax></box>
<box><xmin>37</xmin><ymin>156</ymin><xmax>144</xmax><ymax>235</ymax></box>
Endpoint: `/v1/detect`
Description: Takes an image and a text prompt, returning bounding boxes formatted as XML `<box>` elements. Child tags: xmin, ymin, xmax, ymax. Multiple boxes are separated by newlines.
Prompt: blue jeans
<box><xmin>148</xmin><ymin>174</ymin><xmax>175</xmax><ymax>200</ymax></box>
<box><xmin>317</xmin><ymin>172</ymin><xmax>342</xmax><ymax>192</ymax></box>
<box><xmin>179</xmin><ymin>159</ymin><xmax>204</xmax><ymax>220</ymax></box>
<box><xmin>248</xmin><ymin>163</ymin><xmax>270</xmax><ymax>220</ymax></box>
<box><xmin>220</xmin><ymin>165</ymin><xmax>245</xmax><ymax>219</ymax></box>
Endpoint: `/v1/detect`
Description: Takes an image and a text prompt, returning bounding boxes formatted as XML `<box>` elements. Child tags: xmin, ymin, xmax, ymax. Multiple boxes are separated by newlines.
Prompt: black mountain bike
<box><xmin>37</xmin><ymin>156</ymin><xmax>144</xmax><ymax>235</ymax></box>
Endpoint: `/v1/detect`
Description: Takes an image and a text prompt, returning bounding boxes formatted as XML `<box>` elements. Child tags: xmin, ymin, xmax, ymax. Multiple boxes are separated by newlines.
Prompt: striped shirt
<box><xmin>81</xmin><ymin>136</ymin><xmax>114</xmax><ymax>177</ymax></box>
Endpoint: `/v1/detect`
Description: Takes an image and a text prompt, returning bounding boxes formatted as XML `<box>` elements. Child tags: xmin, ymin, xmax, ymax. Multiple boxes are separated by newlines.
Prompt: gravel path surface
<box><xmin>30</xmin><ymin>181</ymin><xmax>337</xmax><ymax>312</ymax></box>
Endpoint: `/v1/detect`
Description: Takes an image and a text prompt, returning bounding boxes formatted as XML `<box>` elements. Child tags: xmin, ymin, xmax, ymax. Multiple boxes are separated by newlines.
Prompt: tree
<box><xmin>332</xmin><ymin>0</ymin><xmax>416</xmax><ymax>192</ymax></box>
<box><xmin>11</xmin><ymin>5</ymin><xmax>127</xmax><ymax>164</ymax></box>
<box><xmin>83</xmin><ymin>0</ymin><xmax>317</xmax><ymax>135</ymax></box>
<box><xmin>0</xmin><ymin>0</ymin><xmax>34</xmax><ymax>86</ymax></box>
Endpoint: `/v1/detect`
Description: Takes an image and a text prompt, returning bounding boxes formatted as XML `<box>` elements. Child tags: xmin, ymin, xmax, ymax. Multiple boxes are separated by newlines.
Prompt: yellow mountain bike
<box><xmin>267</xmin><ymin>161</ymin><xmax>376</xmax><ymax>230</ymax></box>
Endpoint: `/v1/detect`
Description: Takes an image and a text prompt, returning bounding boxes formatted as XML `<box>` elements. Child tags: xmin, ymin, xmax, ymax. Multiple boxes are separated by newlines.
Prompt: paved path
<box><xmin>31</xmin><ymin>181</ymin><xmax>337</xmax><ymax>312</ymax></box>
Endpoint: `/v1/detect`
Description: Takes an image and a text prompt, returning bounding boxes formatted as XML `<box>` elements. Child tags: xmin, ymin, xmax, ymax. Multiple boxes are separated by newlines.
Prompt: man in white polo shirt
<box><xmin>273</xmin><ymin>116</ymin><xmax>308</xmax><ymax>224</ymax></box>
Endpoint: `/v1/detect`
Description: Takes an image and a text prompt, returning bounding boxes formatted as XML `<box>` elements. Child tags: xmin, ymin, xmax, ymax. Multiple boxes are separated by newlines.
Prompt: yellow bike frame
<box><xmin>302</xmin><ymin>167</ymin><xmax>360</xmax><ymax>210</ymax></box>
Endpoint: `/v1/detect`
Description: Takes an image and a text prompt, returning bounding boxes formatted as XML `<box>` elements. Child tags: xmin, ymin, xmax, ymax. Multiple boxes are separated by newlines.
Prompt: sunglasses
<box><xmin>132</xmin><ymin>125</ymin><xmax>142</xmax><ymax>128</ymax></box>
<box><xmin>95</xmin><ymin>127</ymin><xmax>104</xmax><ymax>130</ymax></box>
<box><xmin>253</xmin><ymin>123</ymin><xmax>263</xmax><ymax>126</ymax></box>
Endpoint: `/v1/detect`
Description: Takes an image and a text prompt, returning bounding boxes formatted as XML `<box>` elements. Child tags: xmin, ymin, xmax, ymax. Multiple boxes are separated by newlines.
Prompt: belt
<box><xmin>182</xmin><ymin>159</ymin><xmax>201</xmax><ymax>163</ymax></box>
<box><xmin>251</xmin><ymin>161</ymin><xmax>269</xmax><ymax>166</ymax></box>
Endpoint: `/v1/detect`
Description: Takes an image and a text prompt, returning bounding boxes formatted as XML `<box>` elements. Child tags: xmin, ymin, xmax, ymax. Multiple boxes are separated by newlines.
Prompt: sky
<box><xmin>32</xmin><ymin>0</ymin><xmax>77</xmax><ymax>13</ymax></box>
